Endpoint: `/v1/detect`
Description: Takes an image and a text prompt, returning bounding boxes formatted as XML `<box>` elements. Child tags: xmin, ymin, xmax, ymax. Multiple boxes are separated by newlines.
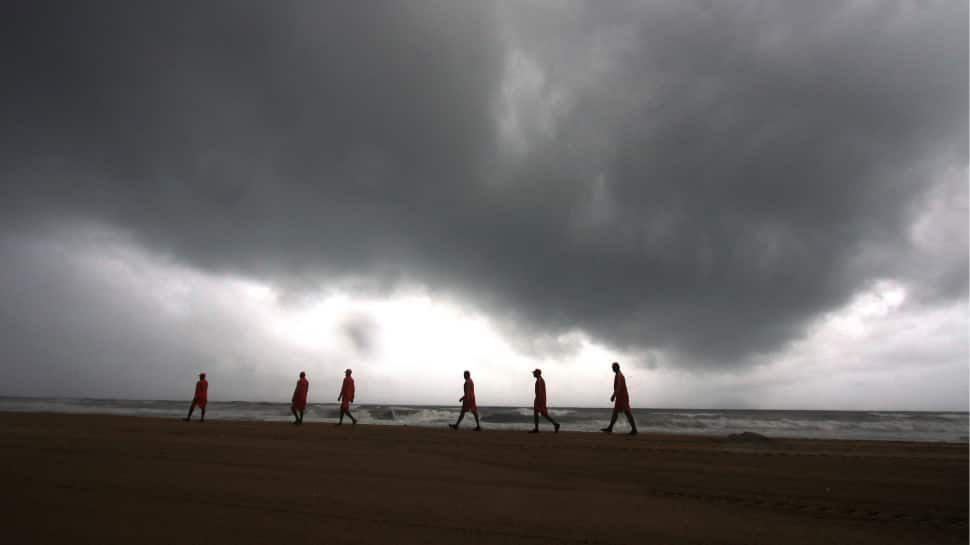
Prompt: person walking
<box><xmin>530</xmin><ymin>369</ymin><xmax>560</xmax><ymax>433</ymax></box>
<box><xmin>337</xmin><ymin>369</ymin><xmax>357</xmax><ymax>426</ymax></box>
<box><xmin>601</xmin><ymin>362</ymin><xmax>638</xmax><ymax>435</ymax></box>
<box><xmin>183</xmin><ymin>372</ymin><xmax>208</xmax><ymax>422</ymax></box>
<box><xmin>449</xmin><ymin>370</ymin><xmax>481</xmax><ymax>431</ymax></box>
<box><xmin>291</xmin><ymin>371</ymin><xmax>309</xmax><ymax>425</ymax></box>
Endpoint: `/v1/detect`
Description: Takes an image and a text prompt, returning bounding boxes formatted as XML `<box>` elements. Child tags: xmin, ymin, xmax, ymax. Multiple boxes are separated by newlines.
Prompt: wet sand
<box><xmin>1</xmin><ymin>413</ymin><xmax>966</xmax><ymax>544</ymax></box>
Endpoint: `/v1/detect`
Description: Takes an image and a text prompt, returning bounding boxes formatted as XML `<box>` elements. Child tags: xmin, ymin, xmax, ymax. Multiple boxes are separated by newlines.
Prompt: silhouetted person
<box><xmin>601</xmin><ymin>362</ymin><xmax>638</xmax><ymax>435</ymax></box>
<box><xmin>449</xmin><ymin>370</ymin><xmax>481</xmax><ymax>431</ymax></box>
<box><xmin>530</xmin><ymin>369</ymin><xmax>560</xmax><ymax>433</ymax></box>
<box><xmin>337</xmin><ymin>369</ymin><xmax>357</xmax><ymax>425</ymax></box>
<box><xmin>291</xmin><ymin>371</ymin><xmax>309</xmax><ymax>425</ymax></box>
<box><xmin>184</xmin><ymin>372</ymin><xmax>208</xmax><ymax>422</ymax></box>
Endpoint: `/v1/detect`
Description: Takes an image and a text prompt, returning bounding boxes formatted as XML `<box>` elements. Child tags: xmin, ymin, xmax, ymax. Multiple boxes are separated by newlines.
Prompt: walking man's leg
<box><xmin>625</xmin><ymin>410</ymin><xmax>638</xmax><ymax>435</ymax></box>
<box><xmin>601</xmin><ymin>410</ymin><xmax>619</xmax><ymax>433</ymax></box>
<box><xmin>544</xmin><ymin>413</ymin><xmax>560</xmax><ymax>433</ymax></box>
<box><xmin>450</xmin><ymin>409</ymin><xmax>466</xmax><ymax>429</ymax></box>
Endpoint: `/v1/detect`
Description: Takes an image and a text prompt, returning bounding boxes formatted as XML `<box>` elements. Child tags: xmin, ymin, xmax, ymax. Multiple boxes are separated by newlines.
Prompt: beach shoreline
<box><xmin>2</xmin><ymin>397</ymin><xmax>965</xmax><ymax>443</ymax></box>
<box><xmin>2</xmin><ymin>412</ymin><xmax>966</xmax><ymax>544</ymax></box>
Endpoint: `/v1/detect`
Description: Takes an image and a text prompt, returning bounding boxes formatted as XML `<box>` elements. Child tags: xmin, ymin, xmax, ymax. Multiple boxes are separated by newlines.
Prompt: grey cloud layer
<box><xmin>2</xmin><ymin>1</ymin><xmax>966</xmax><ymax>368</ymax></box>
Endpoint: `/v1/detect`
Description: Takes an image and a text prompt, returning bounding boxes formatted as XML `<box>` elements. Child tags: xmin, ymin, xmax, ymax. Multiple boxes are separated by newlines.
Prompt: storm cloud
<box><xmin>1</xmin><ymin>1</ymin><xmax>966</xmax><ymax>384</ymax></box>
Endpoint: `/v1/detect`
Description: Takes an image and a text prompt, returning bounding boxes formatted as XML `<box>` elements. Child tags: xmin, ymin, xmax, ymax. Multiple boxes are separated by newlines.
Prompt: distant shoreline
<box><xmin>0</xmin><ymin>409</ymin><xmax>966</xmax><ymax>445</ymax></box>
<box><xmin>2</xmin><ymin>394</ymin><xmax>966</xmax><ymax>414</ymax></box>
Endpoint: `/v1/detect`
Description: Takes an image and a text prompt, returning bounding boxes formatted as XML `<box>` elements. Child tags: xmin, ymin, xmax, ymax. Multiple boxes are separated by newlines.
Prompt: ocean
<box><xmin>0</xmin><ymin>396</ymin><xmax>965</xmax><ymax>443</ymax></box>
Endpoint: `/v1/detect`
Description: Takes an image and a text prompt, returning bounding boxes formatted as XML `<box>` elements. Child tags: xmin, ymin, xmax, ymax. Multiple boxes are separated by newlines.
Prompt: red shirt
<box><xmin>462</xmin><ymin>378</ymin><xmax>477</xmax><ymax>411</ymax></box>
<box><xmin>340</xmin><ymin>377</ymin><xmax>355</xmax><ymax>403</ymax></box>
<box><xmin>292</xmin><ymin>377</ymin><xmax>309</xmax><ymax>410</ymax></box>
<box><xmin>613</xmin><ymin>372</ymin><xmax>630</xmax><ymax>410</ymax></box>
<box><xmin>193</xmin><ymin>379</ymin><xmax>208</xmax><ymax>406</ymax></box>
<box><xmin>534</xmin><ymin>377</ymin><xmax>548</xmax><ymax>415</ymax></box>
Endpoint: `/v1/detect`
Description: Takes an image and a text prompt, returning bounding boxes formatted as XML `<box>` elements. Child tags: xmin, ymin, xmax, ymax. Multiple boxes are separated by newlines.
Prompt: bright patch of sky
<box><xmin>3</xmin><ymin>223</ymin><xmax>961</xmax><ymax>410</ymax></box>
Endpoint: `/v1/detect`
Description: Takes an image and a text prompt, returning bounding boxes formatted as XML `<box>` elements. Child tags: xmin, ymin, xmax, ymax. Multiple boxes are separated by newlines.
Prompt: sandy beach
<box><xmin>1</xmin><ymin>413</ymin><xmax>965</xmax><ymax>545</ymax></box>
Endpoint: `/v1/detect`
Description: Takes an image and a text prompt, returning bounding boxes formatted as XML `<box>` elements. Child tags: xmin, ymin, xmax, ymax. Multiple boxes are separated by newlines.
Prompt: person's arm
<box><xmin>338</xmin><ymin>382</ymin><xmax>343</xmax><ymax>401</ymax></box>
<box><xmin>610</xmin><ymin>376</ymin><xmax>616</xmax><ymax>402</ymax></box>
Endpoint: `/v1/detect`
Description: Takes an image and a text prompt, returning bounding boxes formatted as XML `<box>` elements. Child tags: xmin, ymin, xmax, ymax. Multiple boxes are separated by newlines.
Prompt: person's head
<box><xmin>463</xmin><ymin>370</ymin><xmax>470</xmax><ymax>379</ymax></box>
<box><xmin>611</xmin><ymin>361</ymin><xmax>620</xmax><ymax>373</ymax></box>
<box><xmin>533</xmin><ymin>368</ymin><xmax>542</xmax><ymax>378</ymax></box>
<box><xmin>345</xmin><ymin>368</ymin><xmax>352</xmax><ymax>376</ymax></box>
<box><xmin>199</xmin><ymin>372</ymin><xmax>206</xmax><ymax>380</ymax></box>
<box><xmin>299</xmin><ymin>371</ymin><xmax>305</xmax><ymax>379</ymax></box>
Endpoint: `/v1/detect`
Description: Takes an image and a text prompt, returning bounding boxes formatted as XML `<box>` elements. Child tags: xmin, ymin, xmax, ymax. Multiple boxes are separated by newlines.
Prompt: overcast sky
<box><xmin>1</xmin><ymin>1</ymin><xmax>966</xmax><ymax>410</ymax></box>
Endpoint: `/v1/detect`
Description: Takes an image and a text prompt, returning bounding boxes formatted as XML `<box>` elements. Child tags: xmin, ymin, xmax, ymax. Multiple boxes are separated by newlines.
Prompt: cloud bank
<box><xmin>0</xmin><ymin>2</ymin><xmax>965</xmax><ymax>406</ymax></box>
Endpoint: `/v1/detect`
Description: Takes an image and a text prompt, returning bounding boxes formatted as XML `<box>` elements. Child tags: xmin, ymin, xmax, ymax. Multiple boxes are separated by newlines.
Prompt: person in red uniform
<box><xmin>291</xmin><ymin>371</ymin><xmax>309</xmax><ymax>425</ymax></box>
<box><xmin>449</xmin><ymin>370</ymin><xmax>481</xmax><ymax>431</ymax></box>
<box><xmin>601</xmin><ymin>362</ymin><xmax>638</xmax><ymax>435</ymax></box>
<box><xmin>337</xmin><ymin>368</ymin><xmax>357</xmax><ymax>426</ymax></box>
<box><xmin>183</xmin><ymin>372</ymin><xmax>208</xmax><ymax>422</ymax></box>
<box><xmin>530</xmin><ymin>369</ymin><xmax>560</xmax><ymax>433</ymax></box>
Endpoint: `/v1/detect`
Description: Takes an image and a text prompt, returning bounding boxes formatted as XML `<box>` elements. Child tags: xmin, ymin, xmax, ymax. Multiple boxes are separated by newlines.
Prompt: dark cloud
<box><xmin>341</xmin><ymin>313</ymin><xmax>379</xmax><ymax>356</ymax></box>
<box><xmin>1</xmin><ymin>1</ymin><xmax>966</xmax><ymax>369</ymax></box>
<box><xmin>0</xmin><ymin>226</ymin><xmax>366</xmax><ymax>400</ymax></box>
